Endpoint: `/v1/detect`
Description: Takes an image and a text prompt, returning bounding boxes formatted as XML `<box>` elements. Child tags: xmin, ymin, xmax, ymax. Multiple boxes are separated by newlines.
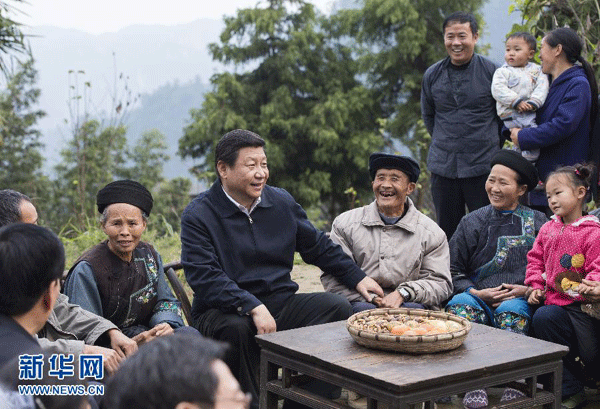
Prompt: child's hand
<box><xmin>579</xmin><ymin>279</ymin><xmax>600</xmax><ymax>302</ymax></box>
<box><xmin>528</xmin><ymin>289</ymin><xmax>545</xmax><ymax>304</ymax></box>
<box><xmin>516</xmin><ymin>101</ymin><xmax>534</xmax><ymax>112</ymax></box>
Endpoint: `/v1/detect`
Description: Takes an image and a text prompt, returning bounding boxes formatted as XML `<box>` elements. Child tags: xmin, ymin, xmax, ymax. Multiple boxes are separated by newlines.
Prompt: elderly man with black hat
<box><xmin>64</xmin><ymin>180</ymin><xmax>191</xmax><ymax>345</ymax></box>
<box><xmin>322</xmin><ymin>153</ymin><xmax>452</xmax><ymax>312</ymax></box>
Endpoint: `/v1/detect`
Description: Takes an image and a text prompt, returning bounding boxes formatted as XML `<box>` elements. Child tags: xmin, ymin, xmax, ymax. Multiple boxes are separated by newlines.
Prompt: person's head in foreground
<box><xmin>215</xmin><ymin>129</ymin><xmax>268</xmax><ymax>210</ymax></box>
<box><xmin>0</xmin><ymin>223</ymin><xmax>64</xmax><ymax>333</ymax></box>
<box><xmin>368</xmin><ymin>153</ymin><xmax>420</xmax><ymax>218</ymax></box>
<box><xmin>545</xmin><ymin>163</ymin><xmax>595</xmax><ymax>224</ymax></box>
<box><xmin>96</xmin><ymin>179</ymin><xmax>153</xmax><ymax>262</ymax></box>
<box><xmin>105</xmin><ymin>333</ymin><xmax>250</xmax><ymax>409</ymax></box>
<box><xmin>0</xmin><ymin>189</ymin><xmax>38</xmax><ymax>227</ymax></box>
<box><xmin>487</xmin><ymin>150</ymin><xmax>539</xmax><ymax>211</ymax></box>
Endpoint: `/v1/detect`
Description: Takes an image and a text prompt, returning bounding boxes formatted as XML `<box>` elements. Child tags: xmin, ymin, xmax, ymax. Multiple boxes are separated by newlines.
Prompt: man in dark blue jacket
<box><xmin>181</xmin><ymin>129</ymin><xmax>383</xmax><ymax>409</ymax></box>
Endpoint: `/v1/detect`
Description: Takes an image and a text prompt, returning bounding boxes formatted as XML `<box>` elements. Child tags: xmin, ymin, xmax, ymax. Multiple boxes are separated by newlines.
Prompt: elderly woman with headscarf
<box><xmin>445</xmin><ymin>150</ymin><xmax>548</xmax><ymax>334</ymax></box>
<box><xmin>64</xmin><ymin>180</ymin><xmax>185</xmax><ymax>344</ymax></box>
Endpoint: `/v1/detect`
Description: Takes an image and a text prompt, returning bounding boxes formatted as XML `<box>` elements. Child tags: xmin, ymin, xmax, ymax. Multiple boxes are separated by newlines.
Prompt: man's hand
<box><xmin>579</xmin><ymin>279</ymin><xmax>600</xmax><ymax>302</ymax></box>
<box><xmin>250</xmin><ymin>304</ymin><xmax>276</xmax><ymax>334</ymax></box>
<box><xmin>510</xmin><ymin>128</ymin><xmax>521</xmax><ymax>147</ymax></box>
<box><xmin>528</xmin><ymin>289</ymin><xmax>545</xmax><ymax>305</ymax></box>
<box><xmin>356</xmin><ymin>277</ymin><xmax>384</xmax><ymax>302</ymax></box>
<box><xmin>378</xmin><ymin>290</ymin><xmax>403</xmax><ymax>308</ymax></box>
<box><xmin>107</xmin><ymin>329</ymin><xmax>137</xmax><ymax>358</ymax></box>
<box><xmin>82</xmin><ymin>344</ymin><xmax>124</xmax><ymax>375</ymax></box>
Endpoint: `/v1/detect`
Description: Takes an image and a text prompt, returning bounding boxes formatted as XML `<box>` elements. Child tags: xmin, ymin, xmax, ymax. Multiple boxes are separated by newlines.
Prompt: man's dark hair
<box><xmin>0</xmin><ymin>223</ymin><xmax>65</xmax><ymax>316</ymax></box>
<box><xmin>443</xmin><ymin>11</ymin><xmax>478</xmax><ymax>36</ymax></box>
<box><xmin>104</xmin><ymin>333</ymin><xmax>227</xmax><ymax>409</ymax></box>
<box><xmin>0</xmin><ymin>189</ymin><xmax>31</xmax><ymax>227</ymax></box>
<box><xmin>215</xmin><ymin>129</ymin><xmax>266</xmax><ymax>172</ymax></box>
<box><xmin>507</xmin><ymin>31</ymin><xmax>537</xmax><ymax>52</ymax></box>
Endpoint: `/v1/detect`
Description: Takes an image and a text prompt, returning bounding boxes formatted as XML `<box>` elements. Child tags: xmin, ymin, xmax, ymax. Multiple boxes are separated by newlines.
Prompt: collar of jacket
<box><xmin>550</xmin><ymin>65</ymin><xmax>585</xmax><ymax>88</ymax></box>
<box><xmin>208</xmin><ymin>180</ymin><xmax>274</xmax><ymax>218</ymax></box>
<box><xmin>360</xmin><ymin>197</ymin><xmax>418</xmax><ymax>234</ymax></box>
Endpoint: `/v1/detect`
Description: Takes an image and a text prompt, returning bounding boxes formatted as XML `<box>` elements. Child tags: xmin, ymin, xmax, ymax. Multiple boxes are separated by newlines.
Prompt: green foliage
<box><xmin>53</xmin><ymin>121</ymin><xmax>128</xmax><ymax>231</ymax></box>
<box><xmin>0</xmin><ymin>1</ymin><xmax>27</xmax><ymax>77</ymax></box>
<box><xmin>152</xmin><ymin>177</ymin><xmax>193</xmax><ymax>235</ymax></box>
<box><xmin>119</xmin><ymin>129</ymin><xmax>170</xmax><ymax>191</ymax></box>
<box><xmin>509</xmin><ymin>0</ymin><xmax>600</xmax><ymax>82</ymax></box>
<box><xmin>179</xmin><ymin>0</ymin><xmax>383</xmax><ymax>221</ymax></box>
<box><xmin>0</xmin><ymin>58</ymin><xmax>49</xmax><ymax>198</ymax></box>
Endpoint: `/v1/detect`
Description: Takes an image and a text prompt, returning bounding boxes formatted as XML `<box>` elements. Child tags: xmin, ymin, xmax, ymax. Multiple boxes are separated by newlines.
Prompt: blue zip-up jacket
<box><xmin>181</xmin><ymin>181</ymin><xmax>366</xmax><ymax>321</ymax></box>
<box><xmin>516</xmin><ymin>66</ymin><xmax>591</xmax><ymax>204</ymax></box>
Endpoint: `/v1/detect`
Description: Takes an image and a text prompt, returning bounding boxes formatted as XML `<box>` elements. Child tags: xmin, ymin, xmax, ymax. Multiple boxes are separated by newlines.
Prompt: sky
<box><xmin>17</xmin><ymin>0</ymin><xmax>336</xmax><ymax>34</ymax></box>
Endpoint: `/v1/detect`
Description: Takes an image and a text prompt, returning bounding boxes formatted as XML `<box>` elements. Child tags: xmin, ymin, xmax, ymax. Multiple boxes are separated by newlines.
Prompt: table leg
<box><xmin>260</xmin><ymin>353</ymin><xmax>279</xmax><ymax>409</ymax></box>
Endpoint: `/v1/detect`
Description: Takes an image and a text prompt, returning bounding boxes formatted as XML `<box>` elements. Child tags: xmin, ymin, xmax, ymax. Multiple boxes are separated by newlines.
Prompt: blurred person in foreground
<box><xmin>0</xmin><ymin>189</ymin><xmax>137</xmax><ymax>375</ymax></box>
<box><xmin>105</xmin><ymin>333</ymin><xmax>248</xmax><ymax>409</ymax></box>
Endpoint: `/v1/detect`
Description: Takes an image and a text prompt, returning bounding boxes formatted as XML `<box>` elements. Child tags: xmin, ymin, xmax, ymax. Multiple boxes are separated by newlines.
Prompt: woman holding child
<box><xmin>508</xmin><ymin>27</ymin><xmax>599</xmax><ymax>211</ymax></box>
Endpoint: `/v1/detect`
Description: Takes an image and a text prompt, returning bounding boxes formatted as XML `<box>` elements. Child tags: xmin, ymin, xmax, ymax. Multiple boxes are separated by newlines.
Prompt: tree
<box><xmin>54</xmin><ymin>121</ymin><xmax>128</xmax><ymax>232</ymax></box>
<box><xmin>119</xmin><ymin>129</ymin><xmax>170</xmax><ymax>192</ymax></box>
<box><xmin>510</xmin><ymin>0</ymin><xmax>600</xmax><ymax>82</ymax></box>
<box><xmin>330</xmin><ymin>0</ymin><xmax>487</xmax><ymax>211</ymax></box>
<box><xmin>179</xmin><ymin>0</ymin><xmax>384</xmax><ymax>221</ymax></box>
<box><xmin>152</xmin><ymin>177</ymin><xmax>193</xmax><ymax>235</ymax></box>
<box><xmin>0</xmin><ymin>0</ymin><xmax>27</xmax><ymax>77</ymax></box>
<box><xmin>0</xmin><ymin>58</ymin><xmax>48</xmax><ymax>198</ymax></box>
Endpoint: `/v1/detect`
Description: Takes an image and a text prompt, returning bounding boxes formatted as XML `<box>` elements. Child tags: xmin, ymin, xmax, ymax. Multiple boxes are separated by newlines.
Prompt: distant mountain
<box><xmin>124</xmin><ymin>77</ymin><xmax>208</xmax><ymax>180</ymax></box>
<box><xmin>24</xmin><ymin>19</ymin><xmax>224</xmax><ymax>176</ymax></box>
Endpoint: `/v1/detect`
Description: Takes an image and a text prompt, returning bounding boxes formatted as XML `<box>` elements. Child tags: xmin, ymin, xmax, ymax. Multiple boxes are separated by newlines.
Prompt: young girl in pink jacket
<box><xmin>525</xmin><ymin>163</ymin><xmax>600</xmax><ymax>408</ymax></box>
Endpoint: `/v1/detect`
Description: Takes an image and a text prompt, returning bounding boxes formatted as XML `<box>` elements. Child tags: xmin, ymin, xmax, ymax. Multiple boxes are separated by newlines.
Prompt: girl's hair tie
<box><xmin>575</xmin><ymin>169</ymin><xmax>581</xmax><ymax>176</ymax></box>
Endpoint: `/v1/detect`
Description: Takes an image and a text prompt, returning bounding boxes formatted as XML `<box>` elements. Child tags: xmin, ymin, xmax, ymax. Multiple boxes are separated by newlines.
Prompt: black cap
<box><xmin>96</xmin><ymin>180</ymin><xmax>154</xmax><ymax>215</ymax></box>
<box><xmin>490</xmin><ymin>150</ymin><xmax>539</xmax><ymax>192</ymax></box>
<box><xmin>369</xmin><ymin>153</ymin><xmax>420</xmax><ymax>182</ymax></box>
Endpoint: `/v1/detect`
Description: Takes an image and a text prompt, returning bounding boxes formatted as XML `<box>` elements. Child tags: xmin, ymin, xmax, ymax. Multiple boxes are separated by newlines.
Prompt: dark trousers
<box><xmin>194</xmin><ymin>292</ymin><xmax>352</xmax><ymax>409</ymax></box>
<box><xmin>532</xmin><ymin>304</ymin><xmax>600</xmax><ymax>397</ymax></box>
<box><xmin>431</xmin><ymin>173</ymin><xmax>489</xmax><ymax>240</ymax></box>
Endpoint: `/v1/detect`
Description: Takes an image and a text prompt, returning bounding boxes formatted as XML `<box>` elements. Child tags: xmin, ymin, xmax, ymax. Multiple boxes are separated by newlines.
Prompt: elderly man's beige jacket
<box><xmin>321</xmin><ymin>198</ymin><xmax>452</xmax><ymax>308</ymax></box>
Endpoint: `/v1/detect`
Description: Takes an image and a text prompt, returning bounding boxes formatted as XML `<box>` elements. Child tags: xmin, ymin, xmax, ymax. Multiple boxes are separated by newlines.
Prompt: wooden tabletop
<box><xmin>256</xmin><ymin>320</ymin><xmax>569</xmax><ymax>394</ymax></box>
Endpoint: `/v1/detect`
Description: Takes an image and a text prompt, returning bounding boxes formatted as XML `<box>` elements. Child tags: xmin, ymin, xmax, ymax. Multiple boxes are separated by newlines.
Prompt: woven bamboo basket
<box><xmin>346</xmin><ymin>308</ymin><xmax>471</xmax><ymax>354</ymax></box>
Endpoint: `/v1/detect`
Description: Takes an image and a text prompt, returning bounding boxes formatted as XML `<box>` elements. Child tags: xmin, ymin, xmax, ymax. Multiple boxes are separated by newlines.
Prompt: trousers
<box><xmin>532</xmin><ymin>304</ymin><xmax>600</xmax><ymax>397</ymax></box>
<box><xmin>194</xmin><ymin>292</ymin><xmax>352</xmax><ymax>409</ymax></box>
<box><xmin>430</xmin><ymin>173</ymin><xmax>489</xmax><ymax>240</ymax></box>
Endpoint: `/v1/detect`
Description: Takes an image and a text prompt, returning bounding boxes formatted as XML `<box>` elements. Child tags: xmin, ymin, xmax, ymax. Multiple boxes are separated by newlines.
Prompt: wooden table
<box><xmin>256</xmin><ymin>321</ymin><xmax>569</xmax><ymax>409</ymax></box>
